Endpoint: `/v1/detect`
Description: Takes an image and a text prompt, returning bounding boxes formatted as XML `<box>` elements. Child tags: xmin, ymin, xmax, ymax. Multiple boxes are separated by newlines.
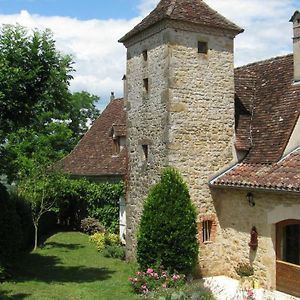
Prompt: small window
<box><xmin>202</xmin><ymin>220</ymin><xmax>212</xmax><ymax>242</ymax></box>
<box><xmin>142</xmin><ymin>50</ymin><xmax>148</xmax><ymax>61</ymax></box>
<box><xmin>143</xmin><ymin>78</ymin><xmax>149</xmax><ymax>93</ymax></box>
<box><xmin>142</xmin><ymin>144</ymin><xmax>148</xmax><ymax>161</ymax></box>
<box><xmin>198</xmin><ymin>41</ymin><xmax>208</xmax><ymax>54</ymax></box>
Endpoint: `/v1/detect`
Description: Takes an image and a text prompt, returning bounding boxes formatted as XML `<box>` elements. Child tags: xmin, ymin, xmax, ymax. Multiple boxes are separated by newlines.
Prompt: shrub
<box><xmin>80</xmin><ymin>217</ymin><xmax>105</xmax><ymax>235</ymax></box>
<box><xmin>86</xmin><ymin>182</ymin><xmax>124</xmax><ymax>233</ymax></box>
<box><xmin>137</xmin><ymin>168</ymin><xmax>198</xmax><ymax>274</ymax></box>
<box><xmin>102</xmin><ymin>244</ymin><xmax>125</xmax><ymax>260</ymax></box>
<box><xmin>89</xmin><ymin>232</ymin><xmax>120</xmax><ymax>252</ymax></box>
<box><xmin>105</xmin><ymin>232</ymin><xmax>119</xmax><ymax>245</ymax></box>
<box><xmin>149</xmin><ymin>280</ymin><xmax>215</xmax><ymax>300</ymax></box>
<box><xmin>54</xmin><ymin>177</ymin><xmax>124</xmax><ymax>232</ymax></box>
<box><xmin>0</xmin><ymin>183</ymin><xmax>22</xmax><ymax>264</ymax></box>
<box><xmin>89</xmin><ymin>232</ymin><xmax>106</xmax><ymax>251</ymax></box>
<box><xmin>12</xmin><ymin>193</ymin><xmax>34</xmax><ymax>250</ymax></box>
<box><xmin>129</xmin><ymin>268</ymin><xmax>186</xmax><ymax>295</ymax></box>
<box><xmin>0</xmin><ymin>264</ymin><xmax>11</xmax><ymax>282</ymax></box>
<box><xmin>235</xmin><ymin>263</ymin><xmax>254</xmax><ymax>277</ymax></box>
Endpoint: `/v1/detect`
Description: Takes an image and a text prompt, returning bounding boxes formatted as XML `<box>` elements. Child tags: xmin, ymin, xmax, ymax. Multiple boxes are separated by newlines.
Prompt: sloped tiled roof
<box><xmin>212</xmin><ymin>148</ymin><xmax>300</xmax><ymax>193</ymax></box>
<box><xmin>214</xmin><ymin>54</ymin><xmax>300</xmax><ymax>191</ymax></box>
<box><xmin>58</xmin><ymin>98</ymin><xmax>127</xmax><ymax>177</ymax></box>
<box><xmin>119</xmin><ymin>0</ymin><xmax>243</xmax><ymax>43</ymax></box>
<box><xmin>234</xmin><ymin>54</ymin><xmax>300</xmax><ymax>163</ymax></box>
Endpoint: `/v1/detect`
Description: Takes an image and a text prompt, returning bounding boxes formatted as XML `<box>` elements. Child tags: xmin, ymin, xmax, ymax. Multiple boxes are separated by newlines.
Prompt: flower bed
<box><xmin>129</xmin><ymin>268</ymin><xmax>185</xmax><ymax>295</ymax></box>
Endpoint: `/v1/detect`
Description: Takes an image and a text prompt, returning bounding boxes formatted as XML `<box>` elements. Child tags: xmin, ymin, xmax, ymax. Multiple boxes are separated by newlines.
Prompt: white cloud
<box><xmin>0</xmin><ymin>1</ymin><xmax>298</xmax><ymax>109</ymax></box>
<box><xmin>137</xmin><ymin>0</ymin><xmax>297</xmax><ymax>65</ymax></box>
<box><xmin>0</xmin><ymin>10</ymin><xmax>140</xmax><ymax>109</ymax></box>
<box><xmin>137</xmin><ymin>0</ymin><xmax>159</xmax><ymax>16</ymax></box>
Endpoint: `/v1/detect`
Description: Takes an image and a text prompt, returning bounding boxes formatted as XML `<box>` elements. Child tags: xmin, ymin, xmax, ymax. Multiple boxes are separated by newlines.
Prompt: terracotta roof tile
<box><xmin>57</xmin><ymin>99</ymin><xmax>127</xmax><ymax>177</ymax></box>
<box><xmin>212</xmin><ymin>148</ymin><xmax>300</xmax><ymax>192</ymax></box>
<box><xmin>119</xmin><ymin>0</ymin><xmax>243</xmax><ymax>43</ymax></box>
<box><xmin>216</xmin><ymin>54</ymin><xmax>300</xmax><ymax>191</ymax></box>
<box><xmin>234</xmin><ymin>54</ymin><xmax>300</xmax><ymax>163</ymax></box>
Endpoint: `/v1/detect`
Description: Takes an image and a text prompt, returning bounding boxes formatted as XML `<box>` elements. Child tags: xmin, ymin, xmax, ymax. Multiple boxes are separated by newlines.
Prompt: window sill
<box><xmin>203</xmin><ymin>241</ymin><xmax>213</xmax><ymax>245</ymax></box>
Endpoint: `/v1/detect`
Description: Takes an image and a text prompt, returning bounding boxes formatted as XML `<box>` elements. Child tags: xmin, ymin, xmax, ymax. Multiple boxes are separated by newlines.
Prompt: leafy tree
<box><xmin>69</xmin><ymin>91</ymin><xmax>100</xmax><ymax>138</ymax></box>
<box><xmin>137</xmin><ymin>168</ymin><xmax>198</xmax><ymax>274</ymax></box>
<box><xmin>0</xmin><ymin>25</ymin><xmax>100</xmax><ymax>182</ymax></box>
<box><xmin>18</xmin><ymin>171</ymin><xmax>63</xmax><ymax>250</ymax></box>
<box><xmin>0</xmin><ymin>24</ymin><xmax>73</xmax><ymax>141</ymax></box>
<box><xmin>0</xmin><ymin>122</ymin><xmax>73</xmax><ymax>182</ymax></box>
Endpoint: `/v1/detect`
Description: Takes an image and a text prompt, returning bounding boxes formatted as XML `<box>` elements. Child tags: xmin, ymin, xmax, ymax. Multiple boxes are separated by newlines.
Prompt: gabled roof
<box><xmin>211</xmin><ymin>148</ymin><xmax>300</xmax><ymax>193</ymax></box>
<box><xmin>119</xmin><ymin>0</ymin><xmax>243</xmax><ymax>43</ymax></box>
<box><xmin>234</xmin><ymin>54</ymin><xmax>300</xmax><ymax>163</ymax></box>
<box><xmin>57</xmin><ymin>98</ymin><xmax>127</xmax><ymax>177</ymax></box>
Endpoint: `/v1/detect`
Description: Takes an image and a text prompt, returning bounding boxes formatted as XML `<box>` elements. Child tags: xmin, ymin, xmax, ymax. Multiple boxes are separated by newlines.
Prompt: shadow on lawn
<box><xmin>12</xmin><ymin>253</ymin><xmax>115</xmax><ymax>284</ymax></box>
<box><xmin>41</xmin><ymin>242</ymin><xmax>84</xmax><ymax>251</ymax></box>
<box><xmin>0</xmin><ymin>289</ymin><xmax>29</xmax><ymax>299</ymax></box>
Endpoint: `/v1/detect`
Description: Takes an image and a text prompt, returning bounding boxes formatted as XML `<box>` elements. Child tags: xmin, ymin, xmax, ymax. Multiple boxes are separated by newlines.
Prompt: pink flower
<box><xmin>146</xmin><ymin>268</ymin><xmax>154</xmax><ymax>274</ymax></box>
<box><xmin>141</xmin><ymin>284</ymin><xmax>149</xmax><ymax>295</ymax></box>
<box><xmin>162</xmin><ymin>283</ymin><xmax>167</xmax><ymax>288</ymax></box>
<box><xmin>136</xmin><ymin>271</ymin><xmax>142</xmax><ymax>275</ymax></box>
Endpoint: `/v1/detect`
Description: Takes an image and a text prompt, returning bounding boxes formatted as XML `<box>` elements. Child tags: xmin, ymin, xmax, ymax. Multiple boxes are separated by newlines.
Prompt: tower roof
<box><xmin>290</xmin><ymin>10</ymin><xmax>300</xmax><ymax>22</ymax></box>
<box><xmin>119</xmin><ymin>0</ymin><xmax>243</xmax><ymax>43</ymax></box>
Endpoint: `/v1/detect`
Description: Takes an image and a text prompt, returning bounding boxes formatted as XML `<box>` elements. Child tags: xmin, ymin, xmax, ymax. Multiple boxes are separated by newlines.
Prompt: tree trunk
<box><xmin>34</xmin><ymin>222</ymin><xmax>38</xmax><ymax>251</ymax></box>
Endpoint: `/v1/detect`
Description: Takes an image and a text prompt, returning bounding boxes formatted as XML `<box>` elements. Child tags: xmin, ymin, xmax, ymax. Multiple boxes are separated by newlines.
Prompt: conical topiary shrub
<box><xmin>137</xmin><ymin>167</ymin><xmax>198</xmax><ymax>274</ymax></box>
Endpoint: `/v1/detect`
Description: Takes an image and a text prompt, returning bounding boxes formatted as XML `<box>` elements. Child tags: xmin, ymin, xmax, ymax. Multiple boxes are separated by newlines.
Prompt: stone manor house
<box><xmin>60</xmin><ymin>0</ymin><xmax>300</xmax><ymax>297</ymax></box>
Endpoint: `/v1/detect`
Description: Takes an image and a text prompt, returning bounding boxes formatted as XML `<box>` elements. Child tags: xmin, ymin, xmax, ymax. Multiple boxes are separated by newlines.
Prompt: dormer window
<box><xmin>111</xmin><ymin>124</ymin><xmax>126</xmax><ymax>155</ymax></box>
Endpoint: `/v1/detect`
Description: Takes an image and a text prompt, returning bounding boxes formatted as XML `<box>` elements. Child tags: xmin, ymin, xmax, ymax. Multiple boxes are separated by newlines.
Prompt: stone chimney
<box><xmin>122</xmin><ymin>75</ymin><xmax>127</xmax><ymax>110</ymax></box>
<box><xmin>110</xmin><ymin>91</ymin><xmax>115</xmax><ymax>101</ymax></box>
<box><xmin>290</xmin><ymin>11</ymin><xmax>300</xmax><ymax>82</ymax></box>
<box><xmin>122</xmin><ymin>75</ymin><xmax>127</xmax><ymax>99</ymax></box>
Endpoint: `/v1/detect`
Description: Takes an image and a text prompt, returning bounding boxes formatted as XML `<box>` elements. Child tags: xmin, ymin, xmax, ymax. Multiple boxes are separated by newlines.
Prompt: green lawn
<box><xmin>0</xmin><ymin>232</ymin><xmax>138</xmax><ymax>300</ymax></box>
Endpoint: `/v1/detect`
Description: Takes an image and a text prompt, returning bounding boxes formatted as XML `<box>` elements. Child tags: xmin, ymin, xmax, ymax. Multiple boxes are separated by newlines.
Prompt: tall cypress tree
<box><xmin>137</xmin><ymin>168</ymin><xmax>198</xmax><ymax>274</ymax></box>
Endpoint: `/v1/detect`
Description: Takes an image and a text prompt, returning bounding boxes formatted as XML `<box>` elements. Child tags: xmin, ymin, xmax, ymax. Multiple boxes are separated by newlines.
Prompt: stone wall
<box><xmin>166</xmin><ymin>26</ymin><xmax>237</xmax><ymax>274</ymax></box>
<box><xmin>125</xmin><ymin>27</ymin><xmax>170</xmax><ymax>259</ymax></box>
<box><xmin>212</xmin><ymin>187</ymin><xmax>300</xmax><ymax>289</ymax></box>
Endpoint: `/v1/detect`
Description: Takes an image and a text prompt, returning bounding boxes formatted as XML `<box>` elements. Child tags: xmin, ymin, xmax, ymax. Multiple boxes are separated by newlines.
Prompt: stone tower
<box><xmin>119</xmin><ymin>0</ymin><xmax>243</xmax><ymax>274</ymax></box>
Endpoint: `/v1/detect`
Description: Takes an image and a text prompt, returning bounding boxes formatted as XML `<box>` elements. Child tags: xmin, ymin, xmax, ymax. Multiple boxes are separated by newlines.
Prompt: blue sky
<box><xmin>0</xmin><ymin>0</ymin><xmax>141</xmax><ymax>20</ymax></box>
<box><xmin>0</xmin><ymin>0</ymin><xmax>298</xmax><ymax>110</ymax></box>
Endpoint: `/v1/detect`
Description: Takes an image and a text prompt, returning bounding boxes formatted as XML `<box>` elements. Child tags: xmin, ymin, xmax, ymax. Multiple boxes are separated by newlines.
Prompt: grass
<box><xmin>0</xmin><ymin>232</ymin><xmax>139</xmax><ymax>300</ymax></box>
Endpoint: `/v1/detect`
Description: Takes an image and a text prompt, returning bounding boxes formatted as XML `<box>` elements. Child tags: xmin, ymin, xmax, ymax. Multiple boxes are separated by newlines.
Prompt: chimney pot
<box><xmin>290</xmin><ymin>10</ymin><xmax>300</xmax><ymax>82</ymax></box>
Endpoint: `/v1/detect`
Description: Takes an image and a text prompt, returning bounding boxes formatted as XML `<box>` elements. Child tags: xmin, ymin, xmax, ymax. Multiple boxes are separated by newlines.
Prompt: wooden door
<box><xmin>276</xmin><ymin>220</ymin><xmax>300</xmax><ymax>297</ymax></box>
